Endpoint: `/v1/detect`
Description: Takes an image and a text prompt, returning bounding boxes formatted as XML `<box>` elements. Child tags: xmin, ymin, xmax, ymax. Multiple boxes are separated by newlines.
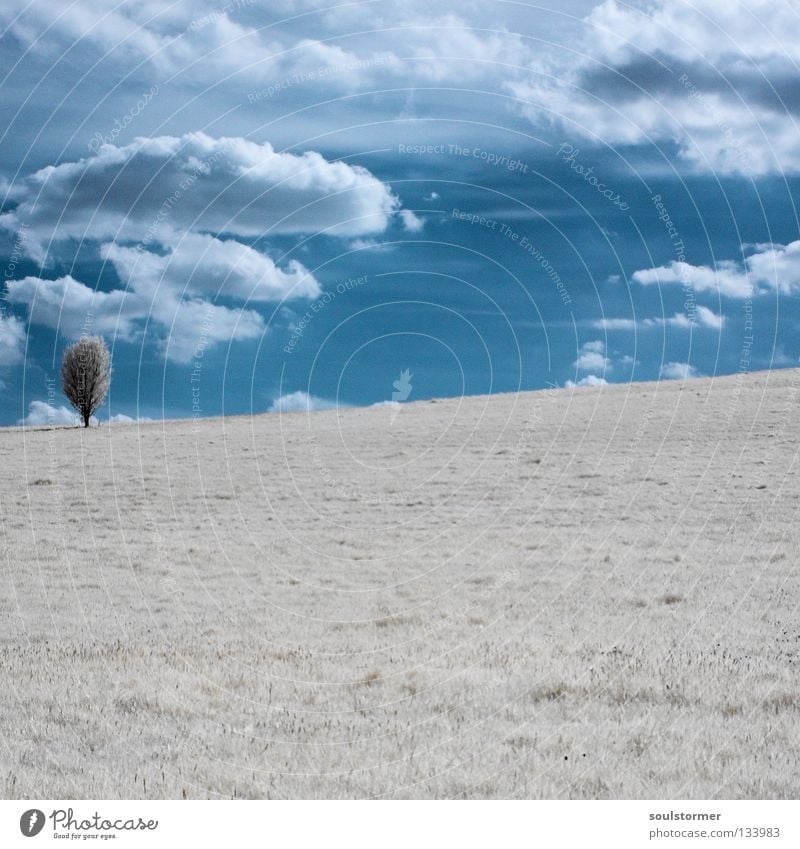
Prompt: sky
<box><xmin>1</xmin><ymin>0</ymin><xmax>799</xmax><ymax>424</ymax></box>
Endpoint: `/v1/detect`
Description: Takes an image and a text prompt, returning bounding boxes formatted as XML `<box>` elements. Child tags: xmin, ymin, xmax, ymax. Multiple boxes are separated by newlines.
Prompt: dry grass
<box><xmin>1</xmin><ymin>369</ymin><xmax>799</xmax><ymax>799</ymax></box>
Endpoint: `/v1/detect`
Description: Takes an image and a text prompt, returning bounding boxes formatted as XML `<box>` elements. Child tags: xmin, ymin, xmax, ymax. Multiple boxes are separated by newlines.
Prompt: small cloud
<box><xmin>693</xmin><ymin>305</ymin><xmax>725</xmax><ymax>329</ymax></box>
<box><xmin>565</xmin><ymin>375</ymin><xmax>608</xmax><ymax>388</ymax></box>
<box><xmin>268</xmin><ymin>391</ymin><xmax>337</xmax><ymax>413</ymax></box>
<box><xmin>424</xmin><ymin>191</ymin><xmax>440</xmax><ymax>202</ymax></box>
<box><xmin>400</xmin><ymin>209</ymin><xmax>424</xmax><ymax>232</ymax></box>
<box><xmin>107</xmin><ymin>413</ymin><xmax>152</xmax><ymax>424</ymax></box>
<box><xmin>574</xmin><ymin>340</ymin><xmax>609</xmax><ymax>372</ymax></box>
<box><xmin>0</xmin><ymin>314</ymin><xmax>27</xmax><ymax>367</ymax></box>
<box><xmin>347</xmin><ymin>237</ymin><xmax>394</xmax><ymax>252</ymax></box>
<box><xmin>660</xmin><ymin>361</ymin><xmax>702</xmax><ymax>381</ymax></box>
<box><xmin>594</xmin><ymin>306</ymin><xmax>724</xmax><ymax>331</ymax></box>
<box><xmin>595</xmin><ymin>317</ymin><xmax>636</xmax><ymax>330</ymax></box>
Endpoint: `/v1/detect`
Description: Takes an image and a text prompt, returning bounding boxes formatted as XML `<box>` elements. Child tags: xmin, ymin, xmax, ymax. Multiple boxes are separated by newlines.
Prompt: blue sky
<box><xmin>1</xmin><ymin>0</ymin><xmax>798</xmax><ymax>424</ymax></box>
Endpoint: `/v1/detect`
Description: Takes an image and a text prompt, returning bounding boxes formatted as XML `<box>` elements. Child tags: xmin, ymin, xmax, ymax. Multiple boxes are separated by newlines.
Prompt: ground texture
<box><xmin>2</xmin><ymin>369</ymin><xmax>799</xmax><ymax>798</ymax></box>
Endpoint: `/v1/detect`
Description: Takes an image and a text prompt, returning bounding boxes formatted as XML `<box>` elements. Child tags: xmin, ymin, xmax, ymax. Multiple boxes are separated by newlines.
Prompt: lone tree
<box><xmin>61</xmin><ymin>336</ymin><xmax>111</xmax><ymax>427</ymax></box>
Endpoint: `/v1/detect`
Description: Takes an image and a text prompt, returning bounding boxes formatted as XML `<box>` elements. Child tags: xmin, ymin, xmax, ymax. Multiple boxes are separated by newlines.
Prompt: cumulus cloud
<box><xmin>7</xmin><ymin>271</ymin><xmax>267</xmax><ymax>362</ymax></box>
<box><xmin>3</xmin><ymin>135</ymin><xmax>366</xmax><ymax>360</ymax></box>
<box><xmin>7</xmin><ymin>276</ymin><xmax>143</xmax><ymax>340</ymax></box>
<box><xmin>574</xmin><ymin>339</ymin><xmax>609</xmax><ymax>372</ymax></box>
<box><xmin>20</xmin><ymin>400</ymin><xmax>80</xmax><ymax>427</ymax></box>
<box><xmin>0</xmin><ymin>314</ymin><xmax>27</xmax><ymax>366</ymax></box>
<box><xmin>631</xmin><ymin>241</ymin><xmax>800</xmax><ymax>298</ymax></box>
<box><xmin>156</xmin><ymin>297</ymin><xmax>265</xmax><ymax>363</ymax></box>
<box><xmin>1</xmin><ymin>133</ymin><xmax>403</xmax><ymax>260</ymax></box>
<box><xmin>512</xmin><ymin>0</ymin><xmax>800</xmax><ymax>174</ymax></box>
<box><xmin>102</xmin><ymin>235</ymin><xmax>320</xmax><ymax>302</ymax></box>
<box><xmin>660</xmin><ymin>361</ymin><xmax>702</xmax><ymax>381</ymax></box>
<box><xmin>268</xmin><ymin>391</ymin><xmax>337</xmax><ymax>413</ymax></box>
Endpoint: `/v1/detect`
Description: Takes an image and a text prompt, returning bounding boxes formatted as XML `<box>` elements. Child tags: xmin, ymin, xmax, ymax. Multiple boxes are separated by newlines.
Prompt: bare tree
<box><xmin>61</xmin><ymin>336</ymin><xmax>111</xmax><ymax>427</ymax></box>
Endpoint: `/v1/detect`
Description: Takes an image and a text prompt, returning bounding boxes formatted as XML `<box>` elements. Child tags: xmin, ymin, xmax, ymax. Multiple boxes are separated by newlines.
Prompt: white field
<box><xmin>2</xmin><ymin>369</ymin><xmax>799</xmax><ymax>799</ymax></box>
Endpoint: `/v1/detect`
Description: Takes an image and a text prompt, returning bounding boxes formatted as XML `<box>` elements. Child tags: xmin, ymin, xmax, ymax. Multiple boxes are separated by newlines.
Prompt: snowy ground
<box><xmin>2</xmin><ymin>369</ymin><xmax>799</xmax><ymax>798</ymax></box>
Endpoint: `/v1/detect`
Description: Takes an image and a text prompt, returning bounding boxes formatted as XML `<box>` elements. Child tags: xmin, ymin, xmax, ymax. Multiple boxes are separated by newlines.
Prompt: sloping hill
<box><xmin>2</xmin><ymin>369</ymin><xmax>799</xmax><ymax>798</ymax></box>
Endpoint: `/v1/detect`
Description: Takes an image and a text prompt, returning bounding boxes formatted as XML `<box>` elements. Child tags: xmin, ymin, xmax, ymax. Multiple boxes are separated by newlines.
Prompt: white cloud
<box><xmin>4</xmin><ymin>136</ymin><xmax>352</xmax><ymax>361</ymax></box>
<box><xmin>102</xmin><ymin>235</ymin><xmax>320</xmax><ymax>302</ymax></box>
<box><xmin>20</xmin><ymin>401</ymin><xmax>151</xmax><ymax>426</ymax></box>
<box><xmin>631</xmin><ymin>261</ymin><xmax>752</xmax><ymax>299</ymax></box>
<box><xmin>400</xmin><ymin>209</ymin><xmax>424</xmax><ymax>233</ymax></box>
<box><xmin>745</xmin><ymin>240</ymin><xmax>800</xmax><ymax>295</ymax></box>
<box><xmin>1</xmin><ymin>133</ymin><xmax>403</xmax><ymax>260</ymax></box>
<box><xmin>595</xmin><ymin>305</ymin><xmax>724</xmax><ymax>330</ymax></box>
<box><xmin>565</xmin><ymin>374</ymin><xmax>608</xmax><ymax>388</ymax></box>
<box><xmin>0</xmin><ymin>314</ymin><xmax>27</xmax><ymax>366</ymax></box>
<box><xmin>268</xmin><ymin>391</ymin><xmax>337</xmax><ymax>413</ymax></box>
<box><xmin>660</xmin><ymin>361</ymin><xmax>702</xmax><ymax>381</ymax></box>
<box><xmin>6</xmin><ymin>271</ymin><xmax>267</xmax><ymax>363</ymax></box>
<box><xmin>108</xmin><ymin>413</ymin><xmax>152</xmax><ymax>424</ymax></box>
<box><xmin>6</xmin><ymin>276</ymin><xmax>143</xmax><ymax>340</ymax></box>
<box><xmin>630</xmin><ymin>240</ymin><xmax>800</xmax><ymax>299</ymax></box>
<box><xmin>0</xmin><ymin>2</ymin><xmax>532</xmax><ymax>93</ymax></box>
<box><xmin>20</xmin><ymin>400</ymin><xmax>80</xmax><ymax>427</ymax></box>
<box><xmin>595</xmin><ymin>318</ymin><xmax>636</xmax><ymax>330</ymax></box>
<box><xmin>574</xmin><ymin>339</ymin><xmax>609</xmax><ymax>372</ymax></box>
<box><xmin>156</xmin><ymin>297</ymin><xmax>265</xmax><ymax>363</ymax></box>
<box><xmin>512</xmin><ymin>0</ymin><xmax>800</xmax><ymax>174</ymax></box>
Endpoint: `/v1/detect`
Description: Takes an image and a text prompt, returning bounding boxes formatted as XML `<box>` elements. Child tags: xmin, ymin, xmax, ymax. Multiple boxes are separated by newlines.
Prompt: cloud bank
<box><xmin>2</xmin><ymin>133</ymin><xmax>409</xmax><ymax>361</ymax></box>
<box><xmin>513</xmin><ymin>0</ymin><xmax>800</xmax><ymax>174</ymax></box>
<box><xmin>1</xmin><ymin>133</ymin><xmax>403</xmax><ymax>260</ymax></box>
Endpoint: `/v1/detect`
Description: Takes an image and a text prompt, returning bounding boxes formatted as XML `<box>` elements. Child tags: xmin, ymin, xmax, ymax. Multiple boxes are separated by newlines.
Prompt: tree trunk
<box><xmin>82</xmin><ymin>409</ymin><xmax>91</xmax><ymax>427</ymax></box>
